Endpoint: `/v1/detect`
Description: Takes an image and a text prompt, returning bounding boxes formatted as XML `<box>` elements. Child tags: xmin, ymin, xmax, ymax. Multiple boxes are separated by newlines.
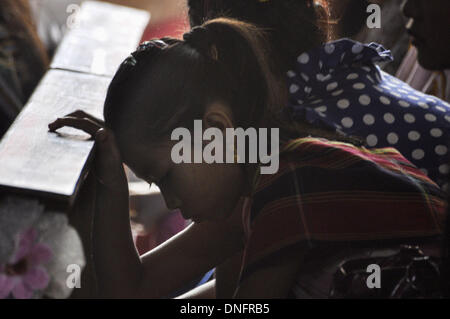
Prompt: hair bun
<box><xmin>136</xmin><ymin>40</ymin><xmax>168</xmax><ymax>52</ymax></box>
<box><xmin>183</xmin><ymin>26</ymin><xmax>208</xmax><ymax>41</ymax></box>
<box><xmin>183</xmin><ymin>26</ymin><xmax>217</xmax><ymax>60</ymax></box>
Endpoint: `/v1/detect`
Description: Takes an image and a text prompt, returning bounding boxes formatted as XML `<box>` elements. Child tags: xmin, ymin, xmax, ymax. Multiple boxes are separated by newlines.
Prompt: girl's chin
<box><xmin>193</xmin><ymin>212</ymin><xmax>230</xmax><ymax>224</ymax></box>
<box><xmin>190</xmin><ymin>214</ymin><xmax>214</xmax><ymax>224</ymax></box>
<box><xmin>190</xmin><ymin>216</ymin><xmax>202</xmax><ymax>223</ymax></box>
<box><xmin>180</xmin><ymin>210</ymin><xmax>202</xmax><ymax>223</ymax></box>
<box><xmin>181</xmin><ymin>208</ymin><xmax>223</xmax><ymax>223</ymax></box>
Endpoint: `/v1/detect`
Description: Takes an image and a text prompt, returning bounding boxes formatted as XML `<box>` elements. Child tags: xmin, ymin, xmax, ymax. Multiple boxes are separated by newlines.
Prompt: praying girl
<box><xmin>49</xmin><ymin>18</ymin><xmax>446</xmax><ymax>298</ymax></box>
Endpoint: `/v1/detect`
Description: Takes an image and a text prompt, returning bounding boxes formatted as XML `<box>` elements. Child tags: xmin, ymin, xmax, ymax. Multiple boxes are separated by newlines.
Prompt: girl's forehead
<box><xmin>121</xmin><ymin>137</ymin><xmax>172</xmax><ymax>166</ymax></box>
<box><xmin>124</xmin><ymin>140</ymin><xmax>167</xmax><ymax>156</ymax></box>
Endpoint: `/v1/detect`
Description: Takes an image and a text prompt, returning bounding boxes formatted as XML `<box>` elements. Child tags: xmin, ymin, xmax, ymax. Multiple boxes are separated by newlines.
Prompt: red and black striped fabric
<box><xmin>240</xmin><ymin>137</ymin><xmax>447</xmax><ymax>282</ymax></box>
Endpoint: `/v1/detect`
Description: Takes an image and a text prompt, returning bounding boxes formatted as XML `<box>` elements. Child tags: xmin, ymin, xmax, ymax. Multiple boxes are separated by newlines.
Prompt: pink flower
<box><xmin>0</xmin><ymin>228</ymin><xmax>52</xmax><ymax>299</ymax></box>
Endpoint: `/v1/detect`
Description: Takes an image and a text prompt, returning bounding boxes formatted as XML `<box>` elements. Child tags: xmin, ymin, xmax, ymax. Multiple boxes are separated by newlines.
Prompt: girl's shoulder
<box><xmin>248</xmin><ymin>136</ymin><xmax>446</xmax><ymax>239</ymax></box>
<box><xmin>252</xmin><ymin>136</ymin><xmax>440</xmax><ymax>197</ymax></box>
<box><xmin>241</xmin><ymin>136</ymin><xmax>446</xmax><ymax>273</ymax></box>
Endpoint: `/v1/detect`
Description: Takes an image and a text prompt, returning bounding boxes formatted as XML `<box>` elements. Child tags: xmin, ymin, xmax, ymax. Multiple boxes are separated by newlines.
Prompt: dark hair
<box><xmin>187</xmin><ymin>0</ymin><xmax>332</xmax><ymax>72</ymax></box>
<box><xmin>335</xmin><ymin>0</ymin><xmax>371</xmax><ymax>38</ymax></box>
<box><xmin>104</xmin><ymin>18</ymin><xmax>351</xmax><ymax>154</ymax></box>
<box><xmin>105</xmin><ymin>18</ymin><xmax>285</xmax><ymax>144</ymax></box>
<box><xmin>0</xmin><ymin>0</ymin><xmax>49</xmax><ymax>98</ymax></box>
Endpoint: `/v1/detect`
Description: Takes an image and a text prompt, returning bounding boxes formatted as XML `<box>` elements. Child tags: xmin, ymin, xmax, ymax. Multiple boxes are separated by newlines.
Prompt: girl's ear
<box><xmin>203</xmin><ymin>102</ymin><xmax>234</xmax><ymax>132</ymax></box>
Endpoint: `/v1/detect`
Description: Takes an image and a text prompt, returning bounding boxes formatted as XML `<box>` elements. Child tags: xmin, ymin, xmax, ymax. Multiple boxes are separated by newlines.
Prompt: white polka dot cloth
<box><xmin>287</xmin><ymin>39</ymin><xmax>450</xmax><ymax>189</ymax></box>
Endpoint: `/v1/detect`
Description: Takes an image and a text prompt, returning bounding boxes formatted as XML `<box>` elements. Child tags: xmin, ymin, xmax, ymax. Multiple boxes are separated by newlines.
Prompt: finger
<box><xmin>65</xmin><ymin>110</ymin><xmax>88</xmax><ymax>118</ymax></box>
<box><xmin>48</xmin><ymin>117</ymin><xmax>102</xmax><ymax>137</ymax></box>
<box><xmin>66</xmin><ymin>110</ymin><xmax>105</xmax><ymax>126</ymax></box>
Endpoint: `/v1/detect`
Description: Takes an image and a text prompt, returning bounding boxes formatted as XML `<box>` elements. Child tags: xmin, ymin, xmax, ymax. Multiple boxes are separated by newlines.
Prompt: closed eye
<box><xmin>134</xmin><ymin>172</ymin><xmax>158</xmax><ymax>186</ymax></box>
<box><xmin>155</xmin><ymin>171</ymin><xmax>170</xmax><ymax>187</ymax></box>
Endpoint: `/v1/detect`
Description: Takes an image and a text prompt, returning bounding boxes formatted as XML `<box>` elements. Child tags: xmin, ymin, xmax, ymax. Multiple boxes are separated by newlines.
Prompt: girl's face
<box><xmin>120</xmin><ymin>136</ymin><xmax>247</xmax><ymax>223</ymax></box>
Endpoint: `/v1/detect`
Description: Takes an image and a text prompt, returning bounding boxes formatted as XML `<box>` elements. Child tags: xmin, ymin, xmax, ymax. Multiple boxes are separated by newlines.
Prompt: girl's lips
<box><xmin>167</xmin><ymin>204</ymin><xmax>180</xmax><ymax>210</ymax></box>
<box><xmin>180</xmin><ymin>210</ymin><xmax>194</xmax><ymax>221</ymax></box>
<box><xmin>165</xmin><ymin>197</ymin><xmax>182</xmax><ymax>210</ymax></box>
<box><xmin>190</xmin><ymin>216</ymin><xmax>202</xmax><ymax>223</ymax></box>
<box><xmin>186</xmin><ymin>213</ymin><xmax>203</xmax><ymax>223</ymax></box>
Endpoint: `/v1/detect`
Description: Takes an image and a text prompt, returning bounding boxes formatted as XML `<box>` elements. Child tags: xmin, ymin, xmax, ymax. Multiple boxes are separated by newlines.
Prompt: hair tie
<box><xmin>123</xmin><ymin>40</ymin><xmax>168</xmax><ymax>66</ymax></box>
<box><xmin>136</xmin><ymin>40</ymin><xmax>168</xmax><ymax>52</ymax></box>
<box><xmin>183</xmin><ymin>26</ymin><xmax>209</xmax><ymax>42</ymax></box>
<box><xmin>183</xmin><ymin>26</ymin><xmax>218</xmax><ymax>60</ymax></box>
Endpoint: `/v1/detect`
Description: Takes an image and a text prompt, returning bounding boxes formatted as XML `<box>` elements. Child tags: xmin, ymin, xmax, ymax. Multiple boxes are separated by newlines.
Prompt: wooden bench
<box><xmin>0</xmin><ymin>1</ymin><xmax>149</xmax><ymax>298</ymax></box>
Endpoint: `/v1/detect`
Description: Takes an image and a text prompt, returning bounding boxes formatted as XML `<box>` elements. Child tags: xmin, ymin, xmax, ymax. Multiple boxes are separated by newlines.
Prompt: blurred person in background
<box><xmin>402</xmin><ymin>0</ymin><xmax>450</xmax><ymax>73</ymax></box>
<box><xmin>188</xmin><ymin>0</ymin><xmax>450</xmax><ymax>189</ymax></box>
<box><xmin>402</xmin><ymin>0</ymin><xmax>450</xmax><ymax>295</ymax></box>
<box><xmin>331</xmin><ymin>0</ymin><xmax>410</xmax><ymax>75</ymax></box>
<box><xmin>0</xmin><ymin>0</ymin><xmax>48</xmax><ymax>137</ymax></box>
<box><xmin>331</xmin><ymin>0</ymin><xmax>450</xmax><ymax>102</ymax></box>
<box><xmin>403</xmin><ymin>0</ymin><xmax>450</xmax><ymax>102</ymax></box>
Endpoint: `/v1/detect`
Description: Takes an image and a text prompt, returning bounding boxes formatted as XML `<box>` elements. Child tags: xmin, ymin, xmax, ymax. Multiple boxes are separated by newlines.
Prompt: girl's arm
<box><xmin>233</xmin><ymin>243</ymin><xmax>305</xmax><ymax>299</ymax></box>
<box><xmin>136</xmin><ymin>219</ymin><xmax>244</xmax><ymax>298</ymax></box>
<box><xmin>175</xmin><ymin>279</ymin><xmax>216</xmax><ymax>299</ymax></box>
<box><xmin>92</xmin><ymin>141</ymin><xmax>244</xmax><ymax>298</ymax></box>
<box><xmin>176</xmin><ymin>248</ymin><xmax>244</xmax><ymax>299</ymax></box>
<box><xmin>96</xmin><ymin>190</ymin><xmax>243</xmax><ymax>298</ymax></box>
<box><xmin>49</xmin><ymin>116</ymin><xmax>244</xmax><ymax>298</ymax></box>
<box><xmin>215</xmin><ymin>251</ymin><xmax>244</xmax><ymax>298</ymax></box>
<box><xmin>92</xmin><ymin>134</ymin><xmax>244</xmax><ymax>298</ymax></box>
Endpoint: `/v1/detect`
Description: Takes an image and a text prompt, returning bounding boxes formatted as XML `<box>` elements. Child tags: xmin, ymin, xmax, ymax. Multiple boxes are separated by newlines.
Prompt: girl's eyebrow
<box><xmin>153</xmin><ymin>171</ymin><xmax>170</xmax><ymax>186</ymax></box>
<box><xmin>148</xmin><ymin>172</ymin><xmax>169</xmax><ymax>186</ymax></box>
